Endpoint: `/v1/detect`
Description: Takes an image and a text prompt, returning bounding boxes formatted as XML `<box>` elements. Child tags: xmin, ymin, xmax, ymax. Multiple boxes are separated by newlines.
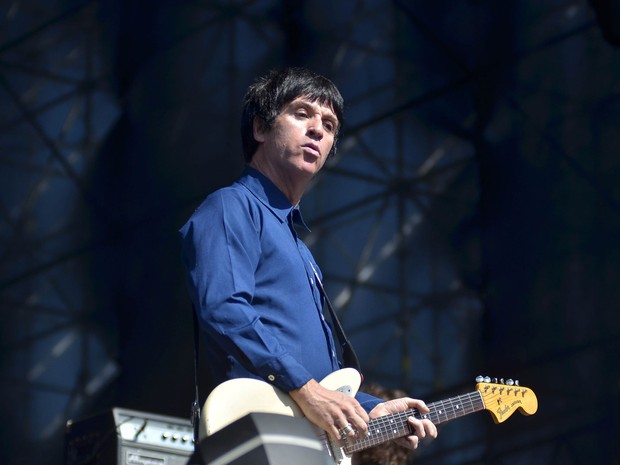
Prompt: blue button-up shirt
<box><xmin>180</xmin><ymin>167</ymin><xmax>380</xmax><ymax>411</ymax></box>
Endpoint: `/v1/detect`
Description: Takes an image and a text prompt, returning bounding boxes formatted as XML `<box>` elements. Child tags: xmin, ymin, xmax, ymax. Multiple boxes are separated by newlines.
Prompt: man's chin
<box><xmin>301</xmin><ymin>156</ymin><xmax>323</xmax><ymax>172</ymax></box>
<box><xmin>301</xmin><ymin>164</ymin><xmax>322</xmax><ymax>178</ymax></box>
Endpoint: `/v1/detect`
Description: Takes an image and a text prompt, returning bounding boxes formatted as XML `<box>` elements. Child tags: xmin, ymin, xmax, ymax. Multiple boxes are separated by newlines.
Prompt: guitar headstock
<box><xmin>475</xmin><ymin>376</ymin><xmax>538</xmax><ymax>424</ymax></box>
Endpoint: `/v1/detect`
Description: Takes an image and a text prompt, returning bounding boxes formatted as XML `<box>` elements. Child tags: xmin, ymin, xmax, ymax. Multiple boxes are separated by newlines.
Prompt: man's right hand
<box><xmin>289</xmin><ymin>378</ymin><xmax>369</xmax><ymax>445</ymax></box>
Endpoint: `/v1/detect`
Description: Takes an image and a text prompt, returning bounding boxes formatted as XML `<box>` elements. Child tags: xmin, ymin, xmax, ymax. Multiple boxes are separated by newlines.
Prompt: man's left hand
<box><xmin>368</xmin><ymin>398</ymin><xmax>438</xmax><ymax>450</ymax></box>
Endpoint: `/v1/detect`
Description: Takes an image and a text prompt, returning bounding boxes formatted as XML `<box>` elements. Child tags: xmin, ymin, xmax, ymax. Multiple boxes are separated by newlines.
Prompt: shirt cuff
<box><xmin>355</xmin><ymin>391</ymin><xmax>383</xmax><ymax>413</ymax></box>
<box><xmin>257</xmin><ymin>353</ymin><xmax>314</xmax><ymax>392</ymax></box>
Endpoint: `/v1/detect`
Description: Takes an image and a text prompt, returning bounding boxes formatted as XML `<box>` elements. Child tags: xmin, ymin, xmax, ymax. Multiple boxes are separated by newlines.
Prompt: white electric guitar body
<box><xmin>201</xmin><ymin>368</ymin><xmax>360</xmax><ymax>465</ymax></box>
<box><xmin>200</xmin><ymin>368</ymin><xmax>538</xmax><ymax>465</ymax></box>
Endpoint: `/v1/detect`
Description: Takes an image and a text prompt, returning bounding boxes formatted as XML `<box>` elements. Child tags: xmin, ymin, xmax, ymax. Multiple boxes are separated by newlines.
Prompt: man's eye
<box><xmin>324</xmin><ymin>122</ymin><xmax>335</xmax><ymax>132</ymax></box>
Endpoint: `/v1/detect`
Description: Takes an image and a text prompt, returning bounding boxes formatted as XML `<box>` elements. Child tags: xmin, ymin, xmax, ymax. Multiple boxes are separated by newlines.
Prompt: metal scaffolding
<box><xmin>1</xmin><ymin>1</ymin><xmax>618</xmax><ymax>464</ymax></box>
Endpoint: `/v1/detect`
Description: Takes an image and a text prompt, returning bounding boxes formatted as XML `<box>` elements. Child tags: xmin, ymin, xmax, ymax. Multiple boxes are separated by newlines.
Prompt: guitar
<box><xmin>200</xmin><ymin>368</ymin><xmax>538</xmax><ymax>465</ymax></box>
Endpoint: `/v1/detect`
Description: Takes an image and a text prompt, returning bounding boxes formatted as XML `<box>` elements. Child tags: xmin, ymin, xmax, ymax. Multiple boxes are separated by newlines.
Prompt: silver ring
<box><xmin>339</xmin><ymin>423</ymin><xmax>354</xmax><ymax>438</ymax></box>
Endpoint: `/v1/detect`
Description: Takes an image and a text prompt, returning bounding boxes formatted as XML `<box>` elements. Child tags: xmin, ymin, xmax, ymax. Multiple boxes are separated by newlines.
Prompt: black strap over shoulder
<box><xmin>191</xmin><ymin>307</ymin><xmax>201</xmax><ymax>449</ymax></box>
<box><xmin>310</xmin><ymin>265</ymin><xmax>362</xmax><ymax>376</ymax></box>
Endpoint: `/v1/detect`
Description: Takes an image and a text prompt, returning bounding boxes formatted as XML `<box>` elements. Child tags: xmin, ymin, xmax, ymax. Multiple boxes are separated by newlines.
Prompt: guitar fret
<box><xmin>345</xmin><ymin>390</ymin><xmax>486</xmax><ymax>455</ymax></box>
<box><xmin>449</xmin><ymin>395</ymin><xmax>462</xmax><ymax>418</ymax></box>
<box><xmin>438</xmin><ymin>399</ymin><xmax>449</xmax><ymax>423</ymax></box>
<box><xmin>467</xmin><ymin>392</ymin><xmax>477</xmax><ymax>415</ymax></box>
<box><xmin>346</xmin><ymin>411</ymin><xmax>411</xmax><ymax>453</ymax></box>
<box><xmin>427</xmin><ymin>391</ymin><xmax>484</xmax><ymax>425</ymax></box>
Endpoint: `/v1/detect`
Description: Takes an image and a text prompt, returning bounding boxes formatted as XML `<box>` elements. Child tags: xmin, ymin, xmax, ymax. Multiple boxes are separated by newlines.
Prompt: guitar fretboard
<box><xmin>344</xmin><ymin>390</ymin><xmax>484</xmax><ymax>454</ymax></box>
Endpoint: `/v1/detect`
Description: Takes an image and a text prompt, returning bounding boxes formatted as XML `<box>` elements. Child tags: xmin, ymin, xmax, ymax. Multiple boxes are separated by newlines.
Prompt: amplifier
<box><xmin>65</xmin><ymin>407</ymin><xmax>195</xmax><ymax>465</ymax></box>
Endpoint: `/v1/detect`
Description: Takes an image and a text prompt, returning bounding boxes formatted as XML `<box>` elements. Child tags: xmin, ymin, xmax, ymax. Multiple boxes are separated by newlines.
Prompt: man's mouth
<box><xmin>303</xmin><ymin>143</ymin><xmax>320</xmax><ymax>157</ymax></box>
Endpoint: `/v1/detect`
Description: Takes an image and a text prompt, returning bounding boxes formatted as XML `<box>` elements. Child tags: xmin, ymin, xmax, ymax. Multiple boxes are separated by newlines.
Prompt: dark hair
<box><xmin>241</xmin><ymin>67</ymin><xmax>344</xmax><ymax>162</ymax></box>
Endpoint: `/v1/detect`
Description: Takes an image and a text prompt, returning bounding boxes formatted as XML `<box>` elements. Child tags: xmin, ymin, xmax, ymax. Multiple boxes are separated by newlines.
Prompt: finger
<box><xmin>340</xmin><ymin>401</ymin><xmax>369</xmax><ymax>437</ymax></box>
<box><xmin>407</xmin><ymin>417</ymin><xmax>437</xmax><ymax>440</ymax></box>
<box><xmin>342</xmin><ymin>415</ymin><xmax>367</xmax><ymax>441</ymax></box>
<box><xmin>400</xmin><ymin>397</ymin><xmax>430</xmax><ymax>414</ymax></box>
<box><xmin>335</xmin><ymin>422</ymin><xmax>356</xmax><ymax>447</ymax></box>
<box><xmin>425</xmin><ymin>419</ymin><xmax>438</xmax><ymax>438</ymax></box>
<box><xmin>329</xmin><ymin>426</ymin><xmax>341</xmax><ymax>443</ymax></box>
<box><xmin>418</xmin><ymin>417</ymin><xmax>437</xmax><ymax>438</ymax></box>
<box><xmin>407</xmin><ymin>416</ymin><xmax>428</xmax><ymax>438</ymax></box>
<box><xmin>331</xmin><ymin>422</ymin><xmax>349</xmax><ymax>444</ymax></box>
<box><xmin>419</xmin><ymin>402</ymin><xmax>430</xmax><ymax>414</ymax></box>
<box><xmin>354</xmin><ymin>403</ymin><xmax>370</xmax><ymax>423</ymax></box>
<box><xmin>349</xmin><ymin>415</ymin><xmax>368</xmax><ymax>438</ymax></box>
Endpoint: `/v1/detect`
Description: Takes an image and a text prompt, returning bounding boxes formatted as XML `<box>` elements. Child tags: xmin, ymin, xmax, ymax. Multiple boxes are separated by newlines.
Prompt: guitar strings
<box><xmin>345</xmin><ymin>391</ymin><xmax>485</xmax><ymax>453</ymax></box>
<box><xmin>340</xmin><ymin>387</ymin><xmax>533</xmax><ymax>454</ymax></box>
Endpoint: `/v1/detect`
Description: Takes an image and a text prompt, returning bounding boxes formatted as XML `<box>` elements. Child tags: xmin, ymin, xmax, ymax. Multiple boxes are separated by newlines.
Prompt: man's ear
<box><xmin>253</xmin><ymin>117</ymin><xmax>266</xmax><ymax>143</ymax></box>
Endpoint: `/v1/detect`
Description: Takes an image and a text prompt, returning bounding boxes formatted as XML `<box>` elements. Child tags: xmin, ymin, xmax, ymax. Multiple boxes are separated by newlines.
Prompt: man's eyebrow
<box><xmin>292</xmin><ymin>99</ymin><xmax>339</xmax><ymax>127</ymax></box>
<box><xmin>297</xmin><ymin>100</ymin><xmax>336</xmax><ymax>114</ymax></box>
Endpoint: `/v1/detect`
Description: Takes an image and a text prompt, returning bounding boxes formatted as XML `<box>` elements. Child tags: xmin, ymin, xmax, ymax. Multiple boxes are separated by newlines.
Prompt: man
<box><xmin>179</xmin><ymin>67</ymin><xmax>436</xmax><ymax>450</ymax></box>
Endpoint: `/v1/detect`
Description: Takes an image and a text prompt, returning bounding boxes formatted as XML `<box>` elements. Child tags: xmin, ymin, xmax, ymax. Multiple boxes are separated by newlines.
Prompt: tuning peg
<box><xmin>476</xmin><ymin>375</ymin><xmax>521</xmax><ymax>386</ymax></box>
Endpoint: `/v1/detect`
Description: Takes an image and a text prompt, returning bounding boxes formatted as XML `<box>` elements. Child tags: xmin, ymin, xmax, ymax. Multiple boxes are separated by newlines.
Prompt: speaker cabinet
<box><xmin>200</xmin><ymin>412</ymin><xmax>329</xmax><ymax>465</ymax></box>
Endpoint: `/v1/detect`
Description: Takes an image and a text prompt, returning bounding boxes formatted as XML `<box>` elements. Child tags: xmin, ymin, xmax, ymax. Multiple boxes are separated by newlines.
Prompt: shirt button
<box><xmin>267</xmin><ymin>374</ymin><xmax>276</xmax><ymax>382</ymax></box>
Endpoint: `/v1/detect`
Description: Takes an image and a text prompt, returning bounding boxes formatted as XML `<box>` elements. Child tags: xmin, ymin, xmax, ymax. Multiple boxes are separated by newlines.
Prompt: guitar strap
<box><xmin>190</xmin><ymin>306</ymin><xmax>201</xmax><ymax>451</ymax></box>
<box><xmin>310</xmin><ymin>264</ymin><xmax>362</xmax><ymax>377</ymax></box>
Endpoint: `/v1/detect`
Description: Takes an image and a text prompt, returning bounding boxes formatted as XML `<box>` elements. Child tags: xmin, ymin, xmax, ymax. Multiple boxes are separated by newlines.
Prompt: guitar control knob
<box><xmin>506</xmin><ymin>379</ymin><xmax>514</xmax><ymax>386</ymax></box>
<box><xmin>492</xmin><ymin>378</ymin><xmax>498</xmax><ymax>383</ymax></box>
<box><xmin>484</xmin><ymin>376</ymin><xmax>491</xmax><ymax>383</ymax></box>
<box><xmin>475</xmin><ymin>376</ymin><xmax>484</xmax><ymax>382</ymax></box>
<box><xmin>515</xmin><ymin>380</ymin><xmax>520</xmax><ymax>386</ymax></box>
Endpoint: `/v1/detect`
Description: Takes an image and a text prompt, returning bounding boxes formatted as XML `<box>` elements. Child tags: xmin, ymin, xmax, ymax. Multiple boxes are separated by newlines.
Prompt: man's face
<box><xmin>254</xmin><ymin>96</ymin><xmax>339</xmax><ymax>180</ymax></box>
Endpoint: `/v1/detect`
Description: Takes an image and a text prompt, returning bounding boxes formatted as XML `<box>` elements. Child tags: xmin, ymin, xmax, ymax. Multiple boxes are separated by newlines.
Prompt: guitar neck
<box><xmin>344</xmin><ymin>390</ymin><xmax>485</xmax><ymax>454</ymax></box>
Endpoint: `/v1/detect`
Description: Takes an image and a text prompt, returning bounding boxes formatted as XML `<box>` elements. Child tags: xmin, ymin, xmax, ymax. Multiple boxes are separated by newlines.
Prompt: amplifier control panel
<box><xmin>115</xmin><ymin>409</ymin><xmax>194</xmax><ymax>453</ymax></box>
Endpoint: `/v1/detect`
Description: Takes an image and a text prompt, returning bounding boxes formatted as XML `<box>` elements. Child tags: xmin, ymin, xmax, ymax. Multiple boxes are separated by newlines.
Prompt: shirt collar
<box><xmin>238</xmin><ymin>166</ymin><xmax>311</xmax><ymax>232</ymax></box>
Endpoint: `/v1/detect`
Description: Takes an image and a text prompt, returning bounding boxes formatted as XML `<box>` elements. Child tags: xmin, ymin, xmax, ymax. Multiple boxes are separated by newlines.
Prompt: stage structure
<box><xmin>1</xmin><ymin>1</ymin><xmax>618</xmax><ymax>464</ymax></box>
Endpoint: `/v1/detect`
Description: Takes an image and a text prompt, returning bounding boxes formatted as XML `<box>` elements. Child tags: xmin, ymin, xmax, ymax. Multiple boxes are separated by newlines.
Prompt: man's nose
<box><xmin>307</xmin><ymin>118</ymin><xmax>324</xmax><ymax>139</ymax></box>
